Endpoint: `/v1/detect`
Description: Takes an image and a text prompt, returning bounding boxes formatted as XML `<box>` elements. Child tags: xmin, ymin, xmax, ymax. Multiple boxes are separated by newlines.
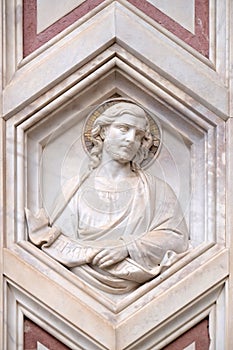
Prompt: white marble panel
<box><xmin>37</xmin><ymin>342</ymin><xmax>49</xmax><ymax>350</ymax></box>
<box><xmin>184</xmin><ymin>342</ymin><xmax>196</xmax><ymax>350</ymax></box>
<box><xmin>147</xmin><ymin>0</ymin><xmax>195</xmax><ymax>33</ymax></box>
<box><xmin>37</xmin><ymin>0</ymin><xmax>85</xmax><ymax>33</ymax></box>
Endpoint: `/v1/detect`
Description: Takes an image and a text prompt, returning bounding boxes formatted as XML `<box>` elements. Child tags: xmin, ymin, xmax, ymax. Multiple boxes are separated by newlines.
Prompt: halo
<box><xmin>82</xmin><ymin>97</ymin><xmax>162</xmax><ymax>169</ymax></box>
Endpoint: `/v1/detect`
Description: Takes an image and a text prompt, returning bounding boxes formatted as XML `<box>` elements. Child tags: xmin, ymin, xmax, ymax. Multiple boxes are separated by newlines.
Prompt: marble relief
<box><xmin>2</xmin><ymin>0</ymin><xmax>230</xmax><ymax>347</ymax></box>
<box><xmin>26</xmin><ymin>99</ymin><xmax>189</xmax><ymax>294</ymax></box>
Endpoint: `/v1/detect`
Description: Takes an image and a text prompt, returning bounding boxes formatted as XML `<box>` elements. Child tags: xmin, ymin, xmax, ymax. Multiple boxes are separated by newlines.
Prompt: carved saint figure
<box><xmin>26</xmin><ymin>101</ymin><xmax>188</xmax><ymax>294</ymax></box>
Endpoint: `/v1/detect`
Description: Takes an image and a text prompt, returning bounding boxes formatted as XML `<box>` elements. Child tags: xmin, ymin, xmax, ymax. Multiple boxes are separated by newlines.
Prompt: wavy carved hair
<box><xmin>89</xmin><ymin>102</ymin><xmax>153</xmax><ymax>171</ymax></box>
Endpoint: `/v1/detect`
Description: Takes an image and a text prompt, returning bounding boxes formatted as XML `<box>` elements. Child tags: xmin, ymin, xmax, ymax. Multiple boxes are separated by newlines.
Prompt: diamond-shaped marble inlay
<box><xmin>37</xmin><ymin>342</ymin><xmax>49</xmax><ymax>350</ymax></box>
<box><xmin>37</xmin><ymin>0</ymin><xmax>85</xmax><ymax>33</ymax></box>
<box><xmin>184</xmin><ymin>342</ymin><xmax>196</xmax><ymax>350</ymax></box>
<box><xmin>147</xmin><ymin>0</ymin><xmax>195</xmax><ymax>33</ymax></box>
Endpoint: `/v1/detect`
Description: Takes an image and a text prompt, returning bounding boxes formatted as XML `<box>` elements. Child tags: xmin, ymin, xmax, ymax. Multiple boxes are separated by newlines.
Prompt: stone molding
<box><xmin>3</xmin><ymin>2</ymin><xmax>228</xmax><ymax>118</ymax></box>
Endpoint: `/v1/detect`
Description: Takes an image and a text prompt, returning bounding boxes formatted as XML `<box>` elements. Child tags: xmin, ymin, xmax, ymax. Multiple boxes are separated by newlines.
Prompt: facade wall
<box><xmin>1</xmin><ymin>1</ymin><xmax>233</xmax><ymax>349</ymax></box>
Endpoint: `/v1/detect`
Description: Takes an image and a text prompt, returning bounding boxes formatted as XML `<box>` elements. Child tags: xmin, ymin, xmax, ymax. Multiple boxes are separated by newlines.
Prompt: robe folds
<box><xmin>27</xmin><ymin>170</ymin><xmax>189</xmax><ymax>294</ymax></box>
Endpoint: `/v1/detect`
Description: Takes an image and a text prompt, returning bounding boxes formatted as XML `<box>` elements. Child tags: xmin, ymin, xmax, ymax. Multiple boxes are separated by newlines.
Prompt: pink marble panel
<box><xmin>24</xmin><ymin>318</ymin><xmax>71</xmax><ymax>350</ymax></box>
<box><xmin>162</xmin><ymin>318</ymin><xmax>210</xmax><ymax>350</ymax></box>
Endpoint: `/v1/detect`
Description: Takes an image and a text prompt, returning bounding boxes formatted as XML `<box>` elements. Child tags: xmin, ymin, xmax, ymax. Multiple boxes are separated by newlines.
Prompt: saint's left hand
<box><xmin>91</xmin><ymin>242</ymin><xmax>128</xmax><ymax>268</ymax></box>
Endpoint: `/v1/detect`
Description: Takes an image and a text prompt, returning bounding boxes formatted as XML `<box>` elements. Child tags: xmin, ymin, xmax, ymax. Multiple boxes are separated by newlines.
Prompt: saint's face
<box><xmin>102</xmin><ymin>114</ymin><xmax>147</xmax><ymax>164</ymax></box>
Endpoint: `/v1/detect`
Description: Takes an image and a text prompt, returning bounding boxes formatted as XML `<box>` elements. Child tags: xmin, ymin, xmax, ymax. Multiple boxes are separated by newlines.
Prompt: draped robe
<box><xmin>27</xmin><ymin>170</ymin><xmax>188</xmax><ymax>294</ymax></box>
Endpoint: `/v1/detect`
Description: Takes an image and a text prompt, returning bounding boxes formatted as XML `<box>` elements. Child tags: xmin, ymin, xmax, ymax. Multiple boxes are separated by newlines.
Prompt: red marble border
<box><xmin>24</xmin><ymin>318</ymin><xmax>71</xmax><ymax>350</ymax></box>
<box><xmin>23</xmin><ymin>0</ymin><xmax>106</xmax><ymax>57</ymax></box>
<box><xmin>23</xmin><ymin>0</ymin><xmax>209</xmax><ymax>57</ymax></box>
<box><xmin>163</xmin><ymin>318</ymin><xmax>210</xmax><ymax>350</ymax></box>
<box><xmin>127</xmin><ymin>0</ymin><xmax>209</xmax><ymax>57</ymax></box>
